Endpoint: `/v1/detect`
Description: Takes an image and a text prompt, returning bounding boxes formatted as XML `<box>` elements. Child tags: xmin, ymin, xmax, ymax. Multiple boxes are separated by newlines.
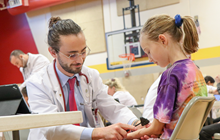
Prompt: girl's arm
<box><xmin>127</xmin><ymin>118</ymin><xmax>164</xmax><ymax>139</ymax></box>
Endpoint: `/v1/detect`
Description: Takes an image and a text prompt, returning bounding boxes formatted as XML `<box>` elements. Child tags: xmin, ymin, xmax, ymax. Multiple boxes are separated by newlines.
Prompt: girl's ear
<box><xmin>48</xmin><ymin>47</ymin><xmax>57</xmax><ymax>58</ymax></box>
<box><xmin>158</xmin><ymin>34</ymin><xmax>168</xmax><ymax>45</ymax></box>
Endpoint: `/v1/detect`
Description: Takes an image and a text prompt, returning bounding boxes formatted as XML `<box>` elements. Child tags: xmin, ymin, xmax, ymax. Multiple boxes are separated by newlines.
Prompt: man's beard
<box><xmin>21</xmin><ymin>58</ymin><xmax>27</xmax><ymax>68</ymax></box>
<box><xmin>57</xmin><ymin>55</ymin><xmax>83</xmax><ymax>74</ymax></box>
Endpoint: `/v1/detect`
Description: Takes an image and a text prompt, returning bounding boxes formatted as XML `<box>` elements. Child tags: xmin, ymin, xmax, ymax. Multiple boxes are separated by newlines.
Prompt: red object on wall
<box><xmin>7</xmin><ymin>0</ymin><xmax>75</xmax><ymax>16</ymax></box>
<box><xmin>0</xmin><ymin>10</ymin><xmax>38</xmax><ymax>85</ymax></box>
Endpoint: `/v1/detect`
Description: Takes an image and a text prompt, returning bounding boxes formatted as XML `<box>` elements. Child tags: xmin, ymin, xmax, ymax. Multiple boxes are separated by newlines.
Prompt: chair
<box><xmin>214</xmin><ymin>133</ymin><xmax>220</xmax><ymax>140</ymax></box>
<box><xmin>170</xmin><ymin>96</ymin><xmax>215</xmax><ymax>140</ymax></box>
<box><xmin>128</xmin><ymin>105</ymin><xmax>144</xmax><ymax>119</ymax></box>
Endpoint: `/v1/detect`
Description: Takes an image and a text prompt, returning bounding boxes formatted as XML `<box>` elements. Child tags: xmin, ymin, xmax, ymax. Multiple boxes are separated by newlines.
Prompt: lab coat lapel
<box><xmin>47</xmin><ymin>62</ymin><xmax>65</xmax><ymax>110</ymax></box>
<box><xmin>80</xmin><ymin>73</ymin><xmax>95</xmax><ymax>127</ymax></box>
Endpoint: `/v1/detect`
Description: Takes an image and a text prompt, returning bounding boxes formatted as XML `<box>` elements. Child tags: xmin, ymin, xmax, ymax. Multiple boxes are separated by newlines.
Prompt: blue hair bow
<box><xmin>175</xmin><ymin>14</ymin><xmax>183</xmax><ymax>28</ymax></box>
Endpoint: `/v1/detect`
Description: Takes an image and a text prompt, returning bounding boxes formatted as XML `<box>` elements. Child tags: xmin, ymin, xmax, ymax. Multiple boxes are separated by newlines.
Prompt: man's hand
<box><xmin>92</xmin><ymin>123</ymin><xmax>136</xmax><ymax>140</ymax></box>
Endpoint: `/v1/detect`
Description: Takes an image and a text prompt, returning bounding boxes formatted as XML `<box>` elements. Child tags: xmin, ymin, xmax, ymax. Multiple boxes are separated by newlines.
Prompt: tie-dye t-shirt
<box><xmin>153</xmin><ymin>59</ymin><xmax>207</xmax><ymax>139</ymax></box>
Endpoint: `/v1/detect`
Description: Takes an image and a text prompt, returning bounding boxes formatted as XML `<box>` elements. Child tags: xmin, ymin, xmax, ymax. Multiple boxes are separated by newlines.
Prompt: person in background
<box><xmin>215</xmin><ymin>75</ymin><xmax>220</xmax><ymax>95</ymax></box>
<box><xmin>205</xmin><ymin>76</ymin><xmax>219</xmax><ymax>95</ymax></box>
<box><xmin>21</xmin><ymin>86</ymin><xmax>29</xmax><ymax>107</ymax></box>
<box><xmin>127</xmin><ymin>14</ymin><xmax>207</xmax><ymax>140</ymax></box>
<box><xmin>26</xmin><ymin>17</ymin><xmax>140</xmax><ymax>140</ymax></box>
<box><xmin>142</xmin><ymin>64</ymin><xmax>172</xmax><ymax>122</ymax></box>
<box><xmin>203</xmin><ymin>76</ymin><xmax>218</xmax><ymax>125</ymax></box>
<box><xmin>205</xmin><ymin>76</ymin><xmax>215</xmax><ymax>86</ymax></box>
<box><xmin>10</xmin><ymin>50</ymin><xmax>50</xmax><ymax>91</ymax></box>
<box><xmin>105</xmin><ymin>78</ymin><xmax>137</xmax><ymax>106</ymax></box>
<box><xmin>199</xmin><ymin>75</ymin><xmax>220</xmax><ymax>140</ymax></box>
<box><xmin>200</xmin><ymin>122</ymin><xmax>220</xmax><ymax>140</ymax></box>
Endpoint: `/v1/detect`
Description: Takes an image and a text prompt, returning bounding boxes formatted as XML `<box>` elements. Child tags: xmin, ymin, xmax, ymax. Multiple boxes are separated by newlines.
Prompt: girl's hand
<box><xmin>140</xmin><ymin>134</ymin><xmax>160</xmax><ymax>140</ymax></box>
<box><xmin>127</xmin><ymin>128</ymin><xmax>159</xmax><ymax>139</ymax></box>
<box><xmin>128</xmin><ymin>119</ymin><xmax>164</xmax><ymax>139</ymax></box>
<box><xmin>138</xmin><ymin>123</ymin><xmax>161</xmax><ymax>139</ymax></box>
<box><xmin>135</xmin><ymin>122</ymin><xmax>151</xmax><ymax>130</ymax></box>
<box><xmin>145</xmin><ymin>123</ymin><xmax>151</xmax><ymax>128</ymax></box>
<box><xmin>127</xmin><ymin>128</ymin><xmax>143</xmax><ymax>139</ymax></box>
<box><xmin>127</xmin><ymin>123</ymin><xmax>153</xmax><ymax>140</ymax></box>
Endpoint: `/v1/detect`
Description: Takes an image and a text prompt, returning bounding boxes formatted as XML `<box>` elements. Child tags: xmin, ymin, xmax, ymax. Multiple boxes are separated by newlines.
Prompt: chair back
<box><xmin>128</xmin><ymin>106</ymin><xmax>142</xmax><ymax>118</ymax></box>
<box><xmin>170</xmin><ymin>96</ymin><xmax>215</xmax><ymax>140</ymax></box>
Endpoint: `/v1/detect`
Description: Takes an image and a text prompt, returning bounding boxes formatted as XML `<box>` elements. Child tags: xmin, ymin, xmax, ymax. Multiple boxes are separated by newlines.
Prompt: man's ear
<box><xmin>19</xmin><ymin>54</ymin><xmax>23</xmax><ymax>59</ymax></box>
<box><xmin>48</xmin><ymin>47</ymin><xmax>57</xmax><ymax>58</ymax></box>
<box><xmin>158</xmin><ymin>34</ymin><xmax>168</xmax><ymax>45</ymax></box>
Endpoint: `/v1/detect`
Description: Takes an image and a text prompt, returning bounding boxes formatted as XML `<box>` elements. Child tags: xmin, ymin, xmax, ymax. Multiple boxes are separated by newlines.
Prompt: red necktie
<box><xmin>68</xmin><ymin>77</ymin><xmax>80</xmax><ymax>126</ymax></box>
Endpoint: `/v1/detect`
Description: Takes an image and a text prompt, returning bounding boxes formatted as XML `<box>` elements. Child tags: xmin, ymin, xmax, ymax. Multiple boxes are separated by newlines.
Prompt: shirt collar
<box><xmin>23</xmin><ymin>53</ymin><xmax>30</xmax><ymax>69</ymax></box>
<box><xmin>26</xmin><ymin>53</ymin><xmax>31</xmax><ymax>67</ymax></box>
<box><xmin>55</xmin><ymin>63</ymin><xmax>80</xmax><ymax>87</ymax></box>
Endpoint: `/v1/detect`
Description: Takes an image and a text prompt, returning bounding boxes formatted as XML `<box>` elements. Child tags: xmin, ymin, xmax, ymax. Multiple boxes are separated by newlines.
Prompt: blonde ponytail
<box><xmin>141</xmin><ymin>14</ymin><xmax>199</xmax><ymax>54</ymax></box>
<box><xmin>105</xmin><ymin>78</ymin><xmax>126</xmax><ymax>92</ymax></box>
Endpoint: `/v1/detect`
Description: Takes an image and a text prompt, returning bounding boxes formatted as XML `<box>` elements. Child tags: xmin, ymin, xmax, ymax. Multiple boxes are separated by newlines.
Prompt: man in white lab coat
<box><xmin>26</xmin><ymin>17</ymin><xmax>139</xmax><ymax>140</ymax></box>
<box><xmin>10</xmin><ymin>50</ymin><xmax>50</xmax><ymax>91</ymax></box>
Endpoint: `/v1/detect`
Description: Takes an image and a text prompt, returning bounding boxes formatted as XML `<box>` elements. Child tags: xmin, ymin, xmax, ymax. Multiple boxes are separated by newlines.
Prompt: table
<box><xmin>0</xmin><ymin>111</ymin><xmax>82</xmax><ymax>140</ymax></box>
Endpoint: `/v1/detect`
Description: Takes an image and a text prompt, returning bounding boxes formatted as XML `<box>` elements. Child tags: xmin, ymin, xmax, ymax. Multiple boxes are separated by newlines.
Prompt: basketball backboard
<box><xmin>105</xmin><ymin>26</ymin><xmax>153</xmax><ymax>70</ymax></box>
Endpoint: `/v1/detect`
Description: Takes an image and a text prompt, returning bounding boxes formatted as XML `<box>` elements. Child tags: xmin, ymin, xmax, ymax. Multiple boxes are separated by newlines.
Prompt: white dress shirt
<box><xmin>142</xmin><ymin>75</ymin><xmax>161</xmax><ymax>122</ymax></box>
<box><xmin>19</xmin><ymin>53</ymin><xmax>50</xmax><ymax>90</ymax></box>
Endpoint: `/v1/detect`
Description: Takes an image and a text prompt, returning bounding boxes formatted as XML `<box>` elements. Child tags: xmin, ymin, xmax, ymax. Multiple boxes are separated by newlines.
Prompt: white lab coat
<box><xmin>142</xmin><ymin>75</ymin><xmax>161</xmax><ymax>122</ymax></box>
<box><xmin>26</xmin><ymin>61</ymin><xmax>137</xmax><ymax>140</ymax></box>
<box><xmin>19</xmin><ymin>53</ymin><xmax>50</xmax><ymax>90</ymax></box>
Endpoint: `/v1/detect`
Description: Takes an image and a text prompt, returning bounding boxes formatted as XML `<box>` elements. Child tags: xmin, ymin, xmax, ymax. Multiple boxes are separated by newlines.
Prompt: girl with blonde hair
<box><xmin>127</xmin><ymin>14</ymin><xmax>207</xmax><ymax>139</ymax></box>
<box><xmin>105</xmin><ymin>78</ymin><xmax>137</xmax><ymax>106</ymax></box>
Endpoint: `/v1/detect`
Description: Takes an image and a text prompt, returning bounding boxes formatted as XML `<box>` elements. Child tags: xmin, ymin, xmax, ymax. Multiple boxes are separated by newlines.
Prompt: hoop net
<box><xmin>119</xmin><ymin>53</ymin><xmax>135</xmax><ymax>77</ymax></box>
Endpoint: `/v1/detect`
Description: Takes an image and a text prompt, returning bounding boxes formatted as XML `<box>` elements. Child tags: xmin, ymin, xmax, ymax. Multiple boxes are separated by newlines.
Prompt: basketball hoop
<box><xmin>7</xmin><ymin>0</ymin><xmax>29</xmax><ymax>9</ymax></box>
<box><xmin>119</xmin><ymin>53</ymin><xmax>135</xmax><ymax>77</ymax></box>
